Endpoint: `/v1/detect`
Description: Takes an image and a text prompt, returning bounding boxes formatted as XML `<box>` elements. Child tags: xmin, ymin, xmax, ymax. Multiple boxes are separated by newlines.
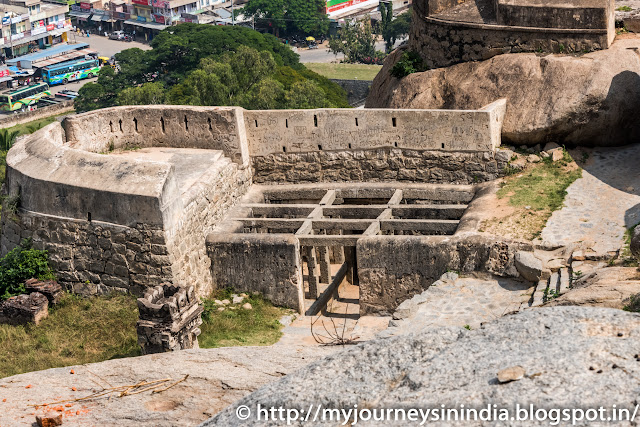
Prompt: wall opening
<box><xmin>184</xmin><ymin>116</ymin><xmax>189</xmax><ymax>131</ymax></box>
<box><xmin>118</xmin><ymin>119</ymin><xmax>123</xmax><ymax>132</ymax></box>
<box><xmin>355</xmin><ymin>118</ymin><xmax>359</xmax><ymax>127</ymax></box>
<box><xmin>109</xmin><ymin>121</ymin><xmax>113</xmax><ymax>133</ymax></box>
<box><xmin>133</xmin><ymin>117</ymin><xmax>138</xmax><ymax>133</ymax></box>
<box><xmin>318</xmin><ymin>145</ymin><xmax>323</xmax><ymax>151</ymax></box>
<box><xmin>286</xmin><ymin>119</ymin><xmax>288</xmax><ymax>128</ymax></box>
<box><xmin>314</xmin><ymin>115</ymin><xmax>318</xmax><ymax>127</ymax></box>
<box><xmin>283</xmin><ymin>146</ymin><xmax>287</xmax><ymax>153</ymax></box>
<box><xmin>87</xmin><ymin>212</ymin><xmax>92</xmax><ymax>222</ymax></box>
<box><xmin>392</xmin><ymin>117</ymin><xmax>397</xmax><ymax>127</ymax></box>
<box><xmin>441</xmin><ymin>143</ymin><xmax>445</xmax><ymax>149</ymax></box>
<box><xmin>208</xmin><ymin>117</ymin><xmax>212</xmax><ymax>131</ymax></box>
<box><xmin>160</xmin><ymin>117</ymin><xmax>165</xmax><ymax>133</ymax></box>
<box><xmin>255</xmin><ymin>120</ymin><xmax>258</xmax><ymax>128</ymax></box>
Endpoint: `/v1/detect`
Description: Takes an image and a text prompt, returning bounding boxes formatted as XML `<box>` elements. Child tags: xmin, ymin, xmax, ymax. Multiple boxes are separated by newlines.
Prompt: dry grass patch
<box><xmin>0</xmin><ymin>292</ymin><xmax>140</xmax><ymax>379</ymax></box>
<box><xmin>480</xmin><ymin>151</ymin><xmax>582</xmax><ymax>240</ymax></box>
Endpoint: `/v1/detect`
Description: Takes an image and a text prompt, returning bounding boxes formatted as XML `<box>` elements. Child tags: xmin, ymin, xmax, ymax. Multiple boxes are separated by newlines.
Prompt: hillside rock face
<box><xmin>0</xmin><ymin>345</ymin><xmax>334</xmax><ymax>427</ymax></box>
<box><xmin>366</xmin><ymin>39</ymin><xmax>640</xmax><ymax>147</ymax></box>
<box><xmin>205</xmin><ymin>307</ymin><xmax>640</xmax><ymax>426</ymax></box>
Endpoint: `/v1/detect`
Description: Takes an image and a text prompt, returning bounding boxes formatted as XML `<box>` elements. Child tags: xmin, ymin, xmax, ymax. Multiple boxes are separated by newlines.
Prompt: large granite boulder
<box><xmin>204</xmin><ymin>307</ymin><xmax>640</xmax><ymax>426</ymax></box>
<box><xmin>366</xmin><ymin>39</ymin><xmax>640</xmax><ymax>147</ymax></box>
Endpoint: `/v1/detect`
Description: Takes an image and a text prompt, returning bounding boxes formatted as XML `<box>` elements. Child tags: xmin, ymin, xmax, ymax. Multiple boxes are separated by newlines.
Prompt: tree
<box><xmin>117</xmin><ymin>82</ymin><xmax>166</xmax><ymax>106</ymax></box>
<box><xmin>167</xmin><ymin>46</ymin><xmax>341</xmax><ymax>110</ymax></box>
<box><xmin>243</xmin><ymin>0</ymin><xmax>329</xmax><ymax>37</ymax></box>
<box><xmin>329</xmin><ymin>16</ymin><xmax>383</xmax><ymax>64</ymax></box>
<box><xmin>380</xmin><ymin>1</ymin><xmax>394</xmax><ymax>53</ymax></box>
<box><xmin>387</xmin><ymin>11</ymin><xmax>411</xmax><ymax>50</ymax></box>
<box><xmin>74</xmin><ymin>82</ymin><xmax>107</xmax><ymax>113</ymax></box>
<box><xmin>74</xmin><ymin>25</ymin><xmax>349</xmax><ymax>111</ymax></box>
<box><xmin>285</xmin><ymin>80</ymin><xmax>329</xmax><ymax>109</ymax></box>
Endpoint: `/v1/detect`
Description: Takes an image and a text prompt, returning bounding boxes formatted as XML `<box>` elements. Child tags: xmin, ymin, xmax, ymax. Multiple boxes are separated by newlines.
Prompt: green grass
<box><xmin>498</xmin><ymin>152</ymin><xmax>582</xmax><ymax>212</ymax></box>
<box><xmin>0</xmin><ymin>289</ymin><xmax>289</xmax><ymax>378</ymax></box>
<box><xmin>617</xmin><ymin>5</ymin><xmax>633</xmax><ymax>12</ymax></box>
<box><xmin>1</xmin><ymin>112</ymin><xmax>70</xmax><ymax>137</ymax></box>
<box><xmin>304</xmin><ymin>63</ymin><xmax>382</xmax><ymax>81</ymax></box>
<box><xmin>199</xmin><ymin>288</ymin><xmax>290</xmax><ymax>348</ymax></box>
<box><xmin>0</xmin><ymin>292</ymin><xmax>140</xmax><ymax>379</ymax></box>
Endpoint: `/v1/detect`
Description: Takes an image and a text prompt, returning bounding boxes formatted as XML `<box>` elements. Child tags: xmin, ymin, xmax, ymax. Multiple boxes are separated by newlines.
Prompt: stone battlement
<box><xmin>1</xmin><ymin>102</ymin><xmax>507</xmax><ymax>298</ymax></box>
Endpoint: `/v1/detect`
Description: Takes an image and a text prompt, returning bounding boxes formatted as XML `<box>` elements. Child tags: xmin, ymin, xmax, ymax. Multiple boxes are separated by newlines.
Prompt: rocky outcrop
<box><xmin>0</xmin><ymin>345</ymin><xmax>334</xmax><ymax>427</ymax></box>
<box><xmin>366</xmin><ymin>39</ymin><xmax>640</xmax><ymax>147</ymax></box>
<box><xmin>547</xmin><ymin>267</ymin><xmax>640</xmax><ymax>309</ymax></box>
<box><xmin>205</xmin><ymin>307</ymin><xmax>640</xmax><ymax>426</ymax></box>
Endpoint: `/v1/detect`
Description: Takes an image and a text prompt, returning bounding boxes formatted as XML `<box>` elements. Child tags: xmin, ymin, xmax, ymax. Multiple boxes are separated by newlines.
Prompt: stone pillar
<box><xmin>136</xmin><ymin>284</ymin><xmax>203</xmax><ymax>355</ymax></box>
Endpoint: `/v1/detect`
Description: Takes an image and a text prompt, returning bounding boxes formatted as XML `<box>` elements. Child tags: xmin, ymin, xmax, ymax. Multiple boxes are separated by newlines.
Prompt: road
<box><xmin>296</xmin><ymin>40</ymin><xmax>393</xmax><ymax>63</ymax></box>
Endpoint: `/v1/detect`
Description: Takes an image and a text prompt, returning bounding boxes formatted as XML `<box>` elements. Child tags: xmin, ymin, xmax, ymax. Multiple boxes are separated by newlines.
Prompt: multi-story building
<box><xmin>0</xmin><ymin>0</ymin><xmax>71</xmax><ymax>58</ymax></box>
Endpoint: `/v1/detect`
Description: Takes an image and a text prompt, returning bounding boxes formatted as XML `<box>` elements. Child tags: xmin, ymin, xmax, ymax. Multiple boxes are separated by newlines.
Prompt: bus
<box><xmin>0</xmin><ymin>83</ymin><xmax>52</xmax><ymax>112</ymax></box>
<box><xmin>42</xmin><ymin>59</ymin><xmax>101</xmax><ymax>86</ymax></box>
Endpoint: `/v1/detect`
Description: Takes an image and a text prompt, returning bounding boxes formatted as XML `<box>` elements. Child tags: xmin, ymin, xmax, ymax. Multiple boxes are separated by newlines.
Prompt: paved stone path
<box><xmin>381</xmin><ymin>274</ymin><xmax>533</xmax><ymax>336</ymax></box>
<box><xmin>541</xmin><ymin>144</ymin><xmax>640</xmax><ymax>257</ymax></box>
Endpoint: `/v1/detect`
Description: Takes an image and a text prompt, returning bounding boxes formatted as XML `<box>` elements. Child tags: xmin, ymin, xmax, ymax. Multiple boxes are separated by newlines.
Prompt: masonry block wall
<box><xmin>357</xmin><ymin>234</ymin><xmax>533</xmax><ymax>314</ymax></box>
<box><xmin>1</xmin><ymin>102</ymin><xmax>508</xmax><ymax>297</ymax></box>
<box><xmin>410</xmin><ymin>0</ymin><xmax>614</xmax><ymax>69</ymax></box>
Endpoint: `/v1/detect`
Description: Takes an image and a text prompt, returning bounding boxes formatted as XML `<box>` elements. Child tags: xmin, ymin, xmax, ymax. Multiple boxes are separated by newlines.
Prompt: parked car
<box><xmin>109</xmin><ymin>31</ymin><xmax>132</xmax><ymax>42</ymax></box>
<box><xmin>55</xmin><ymin>90</ymin><xmax>78</xmax><ymax>100</ymax></box>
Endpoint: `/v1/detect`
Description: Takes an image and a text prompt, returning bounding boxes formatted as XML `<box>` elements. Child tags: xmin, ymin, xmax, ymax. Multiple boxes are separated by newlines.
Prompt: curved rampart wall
<box><xmin>2</xmin><ymin>102</ymin><xmax>507</xmax><ymax>296</ymax></box>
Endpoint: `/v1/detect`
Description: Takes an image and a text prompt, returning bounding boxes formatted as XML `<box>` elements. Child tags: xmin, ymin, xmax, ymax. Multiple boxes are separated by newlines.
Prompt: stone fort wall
<box><xmin>1</xmin><ymin>102</ymin><xmax>507</xmax><ymax>297</ymax></box>
<box><xmin>410</xmin><ymin>0</ymin><xmax>614</xmax><ymax>69</ymax></box>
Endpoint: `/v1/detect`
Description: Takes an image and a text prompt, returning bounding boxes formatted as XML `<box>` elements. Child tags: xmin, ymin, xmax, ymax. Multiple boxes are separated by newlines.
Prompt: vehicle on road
<box><xmin>0</xmin><ymin>83</ymin><xmax>52</xmax><ymax>112</ymax></box>
<box><xmin>42</xmin><ymin>59</ymin><xmax>101</xmax><ymax>85</ymax></box>
<box><xmin>109</xmin><ymin>31</ymin><xmax>132</xmax><ymax>42</ymax></box>
<box><xmin>55</xmin><ymin>89</ymin><xmax>79</xmax><ymax>100</ymax></box>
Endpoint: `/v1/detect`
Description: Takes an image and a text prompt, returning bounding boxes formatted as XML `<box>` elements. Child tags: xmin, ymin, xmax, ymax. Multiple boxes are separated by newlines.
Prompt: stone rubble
<box><xmin>0</xmin><ymin>292</ymin><xmax>49</xmax><ymax>325</ymax></box>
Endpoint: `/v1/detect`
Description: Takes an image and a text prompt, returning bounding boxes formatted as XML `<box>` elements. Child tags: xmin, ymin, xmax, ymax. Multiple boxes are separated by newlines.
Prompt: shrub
<box><xmin>0</xmin><ymin>240</ymin><xmax>55</xmax><ymax>300</ymax></box>
<box><xmin>390</xmin><ymin>50</ymin><xmax>427</xmax><ymax>78</ymax></box>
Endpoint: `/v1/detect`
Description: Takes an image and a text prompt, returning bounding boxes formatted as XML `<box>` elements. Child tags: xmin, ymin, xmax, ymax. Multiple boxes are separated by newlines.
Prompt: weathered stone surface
<box><xmin>0</xmin><ymin>345</ymin><xmax>335</xmax><ymax>427</ymax></box>
<box><xmin>367</xmin><ymin>39</ymin><xmax>640</xmax><ymax>146</ymax></box>
<box><xmin>514</xmin><ymin>251</ymin><xmax>543</xmax><ymax>282</ymax></box>
<box><xmin>205</xmin><ymin>307</ymin><xmax>640</xmax><ymax>426</ymax></box>
<box><xmin>547</xmin><ymin>267</ymin><xmax>640</xmax><ymax>309</ymax></box>
<box><xmin>0</xmin><ymin>292</ymin><xmax>48</xmax><ymax>325</ymax></box>
<box><xmin>25</xmin><ymin>278</ymin><xmax>63</xmax><ymax>305</ymax></box>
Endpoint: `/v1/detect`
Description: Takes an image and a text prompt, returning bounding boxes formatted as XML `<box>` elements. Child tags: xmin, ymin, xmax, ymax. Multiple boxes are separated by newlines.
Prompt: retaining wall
<box><xmin>357</xmin><ymin>234</ymin><xmax>533</xmax><ymax>314</ymax></box>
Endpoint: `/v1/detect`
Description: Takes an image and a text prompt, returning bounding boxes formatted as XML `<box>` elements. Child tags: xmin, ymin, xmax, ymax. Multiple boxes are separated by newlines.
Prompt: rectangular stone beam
<box><xmin>380</xmin><ymin>219</ymin><xmax>459</xmax><ymax>234</ymax></box>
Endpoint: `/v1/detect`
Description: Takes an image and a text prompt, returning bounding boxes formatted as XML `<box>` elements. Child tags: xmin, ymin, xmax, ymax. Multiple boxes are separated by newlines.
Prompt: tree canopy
<box><xmin>75</xmin><ymin>25</ymin><xmax>348</xmax><ymax>112</ymax></box>
<box><xmin>329</xmin><ymin>16</ymin><xmax>385</xmax><ymax>64</ymax></box>
<box><xmin>242</xmin><ymin>0</ymin><xmax>329</xmax><ymax>37</ymax></box>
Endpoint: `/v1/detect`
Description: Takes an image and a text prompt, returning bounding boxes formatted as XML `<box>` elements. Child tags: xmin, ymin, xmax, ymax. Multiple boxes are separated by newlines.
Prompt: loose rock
<box><xmin>514</xmin><ymin>251</ymin><xmax>543</xmax><ymax>282</ymax></box>
<box><xmin>497</xmin><ymin>365</ymin><xmax>526</xmax><ymax>383</ymax></box>
<box><xmin>36</xmin><ymin>414</ymin><xmax>62</xmax><ymax>427</ymax></box>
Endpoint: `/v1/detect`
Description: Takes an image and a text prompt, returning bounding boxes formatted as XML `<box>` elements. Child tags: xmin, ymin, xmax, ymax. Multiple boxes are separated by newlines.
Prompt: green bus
<box><xmin>0</xmin><ymin>83</ymin><xmax>52</xmax><ymax>112</ymax></box>
<box><xmin>42</xmin><ymin>59</ymin><xmax>101</xmax><ymax>86</ymax></box>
